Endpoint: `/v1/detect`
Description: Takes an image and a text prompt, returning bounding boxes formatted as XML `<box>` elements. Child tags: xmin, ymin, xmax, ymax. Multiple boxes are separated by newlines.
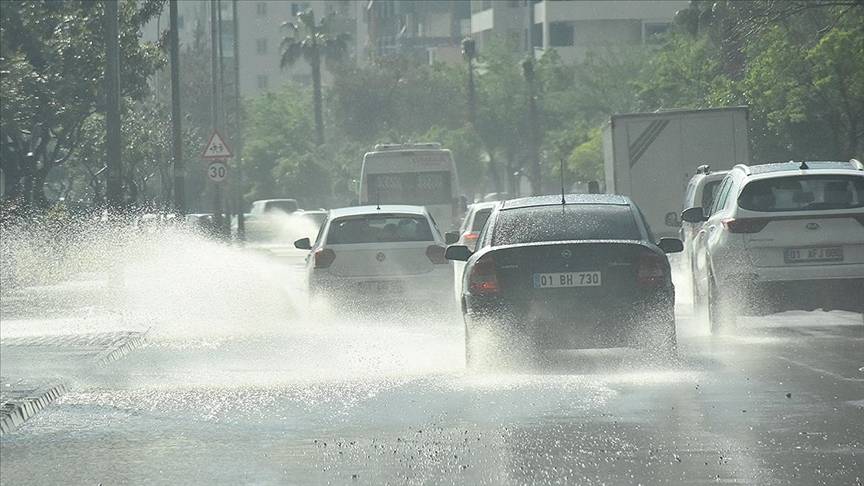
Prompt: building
<box><xmin>142</xmin><ymin>1</ymin><xmax>362</xmax><ymax>98</ymax></box>
<box><xmin>365</xmin><ymin>0</ymin><xmax>471</xmax><ymax>64</ymax></box>
<box><xmin>469</xmin><ymin>0</ymin><xmax>688</xmax><ymax>62</ymax></box>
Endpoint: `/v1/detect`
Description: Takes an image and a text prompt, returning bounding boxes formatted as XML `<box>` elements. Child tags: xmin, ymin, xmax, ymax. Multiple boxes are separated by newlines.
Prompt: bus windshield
<box><xmin>366</xmin><ymin>171</ymin><xmax>452</xmax><ymax>205</ymax></box>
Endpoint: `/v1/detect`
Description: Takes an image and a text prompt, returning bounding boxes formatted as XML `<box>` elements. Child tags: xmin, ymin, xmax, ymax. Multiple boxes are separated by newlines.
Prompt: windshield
<box><xmin>326</xmin><ymin>215</ymin><xmax>434</xmax><ymax>244</ymax></box>
<box><xmin>701</xmin><ymin>180</ymin><xmax>723</xmax><ymax>209</ymax></box>
<box><xmin>738</xmin><ymin>175</ymin><xmax>864</xmax><ymax>211</ymax></box>
<box><xmin>493</xmin><ymin>205</ymin><xmax>641</xmax><ymax>245</ymax></box>
<box><xmin>366</xmin><ymin>172</ymin><xmax>452</xmax><ymax>205</ymax></box>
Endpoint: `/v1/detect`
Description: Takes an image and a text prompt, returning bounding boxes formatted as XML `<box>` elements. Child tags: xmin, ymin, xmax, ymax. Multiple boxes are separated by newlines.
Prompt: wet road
<box><xmin>1</xmin><ymin>245</ymin><xmax>862</xmax><ymax>485</ymax></box>
<box><xmin>2</xmin><ymin>309</ymin><xmax>862</xmax><ymax>484</ymax></box>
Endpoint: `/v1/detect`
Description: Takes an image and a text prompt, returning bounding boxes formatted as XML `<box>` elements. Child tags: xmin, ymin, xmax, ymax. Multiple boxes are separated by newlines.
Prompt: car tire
<box><xmin>708</xmin><ymin>275</ymin><xmax>736</xmax><ymax>334</ymax></box>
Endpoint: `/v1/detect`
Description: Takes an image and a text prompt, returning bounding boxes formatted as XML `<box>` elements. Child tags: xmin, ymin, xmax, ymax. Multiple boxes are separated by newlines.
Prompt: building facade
<box><xmin>470</xmin><ymin>0</ymin><xmax>688</xmax><ymax>62</ymax></box>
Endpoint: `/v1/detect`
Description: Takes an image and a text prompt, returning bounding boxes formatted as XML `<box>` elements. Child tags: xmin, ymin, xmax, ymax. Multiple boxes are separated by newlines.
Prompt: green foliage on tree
<box><xmin>0</xmin><ymin>0</ymin><xmax>165</xmax><ymax>208</ymax></box>
<box><xmin>280</xmin><ymin>9</ymin><xmax>349</xmax><ymax>145</ymax></box>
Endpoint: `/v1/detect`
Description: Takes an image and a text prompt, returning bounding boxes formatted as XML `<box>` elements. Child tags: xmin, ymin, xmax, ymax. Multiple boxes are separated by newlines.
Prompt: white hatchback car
<box><xmin>294</xmin><ymin>205</ymin><xmax>453</xmax><ymax>308</ymax></box>
<box><xmin>683</xmin><ymin>160</ymin><xmax>864</xmax><ymax>332</ymax></box>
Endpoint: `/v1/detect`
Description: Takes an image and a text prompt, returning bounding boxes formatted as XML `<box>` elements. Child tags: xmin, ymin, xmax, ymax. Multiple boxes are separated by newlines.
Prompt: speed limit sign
<box><xmin>207</xmin><ymin>161</ymin><xmax>228</xmax><ymax>182</ymax></box>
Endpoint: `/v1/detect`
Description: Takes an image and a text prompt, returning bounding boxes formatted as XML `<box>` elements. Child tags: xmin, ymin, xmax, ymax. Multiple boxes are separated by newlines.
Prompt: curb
<box><xmin>0</xmin><ymin>383</ymin><xmax>67</xmax><ymax>437</ymax></box>
<box><xmin>94</xmin><ymin>329</ymin><xmax>150</xmax><ymax>367</ymax></box>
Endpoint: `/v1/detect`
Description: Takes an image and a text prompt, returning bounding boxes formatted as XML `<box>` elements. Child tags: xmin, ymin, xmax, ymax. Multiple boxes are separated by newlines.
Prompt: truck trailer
<box><xmin>602</xmin><ymin>106</ymin><xmax>750</xmax><ymax>237</ymax></box>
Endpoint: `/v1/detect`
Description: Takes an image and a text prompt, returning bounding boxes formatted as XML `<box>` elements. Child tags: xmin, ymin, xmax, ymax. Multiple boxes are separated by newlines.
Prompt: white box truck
<box><xmin>603</xmin><ymin>106</ymin><xmax>750</xmax><ymax>237</ymax></box>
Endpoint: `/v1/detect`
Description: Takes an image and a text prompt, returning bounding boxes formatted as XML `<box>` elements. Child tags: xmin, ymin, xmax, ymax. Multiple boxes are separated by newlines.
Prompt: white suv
<box><xmin>682</xmin><ymin>160</ymin><xmax>864</xmax><ymax>332</ymax></box>
<box><xmin>681</xmin><ymin>166</ymin><xmax>728</xmax><ymax>306</ymax></box>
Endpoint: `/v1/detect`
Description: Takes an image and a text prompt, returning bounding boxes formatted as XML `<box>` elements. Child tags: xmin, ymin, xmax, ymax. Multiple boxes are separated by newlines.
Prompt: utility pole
<box><xmin>210</xmin><ymin>0</ymin><xmax>223</xmax><ymax>232</ymax></box>
<box><xmin>461</xmin><ymin>37</ymin><xmax>477</xmax><ymax>127</ymax></box>
<box><xmin>232</xmin><ymin>0</ymin><xmax>245</xmax><ymax>240</ymax></box>
<box><xmin>522</xmin><ymin>57</ymin><xmax>541</xmax><ymax>195</ymax></box>
<box><xmin>169</xmin><ymin>0</ymin><xmax>185</xmax><ymax>215</ymax></box>
<box><xmin>104</xmin><ymin>0</ymin><xmax>123</xmax><ymax>210</ymax></box>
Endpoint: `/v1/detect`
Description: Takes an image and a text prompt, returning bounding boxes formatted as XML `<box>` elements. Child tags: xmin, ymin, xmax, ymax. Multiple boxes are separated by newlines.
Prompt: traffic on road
<box><xmin>2</xmin><ymin>1</ymin><xmax>863</xmax><ymax>483</ymax></box>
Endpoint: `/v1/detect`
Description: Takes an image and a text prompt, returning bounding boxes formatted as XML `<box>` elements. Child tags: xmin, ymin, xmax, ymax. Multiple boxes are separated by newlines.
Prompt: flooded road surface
<box><xmin>2</xmin><ymin>310</ymin><xmax>862</xmax><ymax>485</ymax></box>
<box><xmin>1</xmin><ymin>234</ymin><xmax>862</xmax><ymax>485</ymax></box>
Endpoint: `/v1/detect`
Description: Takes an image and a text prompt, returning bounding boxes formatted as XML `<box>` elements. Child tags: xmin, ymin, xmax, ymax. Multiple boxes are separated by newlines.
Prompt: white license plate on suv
<box><xmin>533</xmin><ymin>271</ymin><xmax>601</xmax><ymax>288</ymax></box>
<box><xmin>784</xmin><ymin>246</ymin><xmax>844</xmax><ymax>263</ymax></box>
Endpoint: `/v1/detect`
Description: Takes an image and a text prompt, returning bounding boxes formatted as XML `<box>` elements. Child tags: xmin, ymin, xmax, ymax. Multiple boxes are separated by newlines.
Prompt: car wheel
<box><xmin>708</xmin><ymin>275</ymin><xmax>736</xmax><ymax>334</ymax></box>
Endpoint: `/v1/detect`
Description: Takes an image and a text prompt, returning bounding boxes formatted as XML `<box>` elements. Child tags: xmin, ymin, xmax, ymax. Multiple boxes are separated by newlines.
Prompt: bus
<box><xmin>359</xmin><ymin>143</ymin><xmax>465</xmax><ymax>232</ymax></box>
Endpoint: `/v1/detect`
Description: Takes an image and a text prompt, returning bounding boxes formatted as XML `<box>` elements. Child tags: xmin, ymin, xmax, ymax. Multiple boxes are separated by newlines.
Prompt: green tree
<box><xmin>0</xmin><ymin>0</ymin><xmax>164</xmax><ymax>209</ymax></box>
<box><xmin>279</xmin><ymin>9</ymin><xmax>349</xmax><ymax>146</ymax></box>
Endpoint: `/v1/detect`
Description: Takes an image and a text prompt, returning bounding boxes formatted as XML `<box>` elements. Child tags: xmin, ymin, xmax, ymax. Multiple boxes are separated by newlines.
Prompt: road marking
<box><xmin>776</xmin><ymin>356</ymin><xmax>864</xmax><ymax>383</ymax></box>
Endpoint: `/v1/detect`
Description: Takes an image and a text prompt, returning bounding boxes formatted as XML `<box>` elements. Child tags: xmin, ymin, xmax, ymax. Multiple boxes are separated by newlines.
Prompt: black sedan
<box><xmin>445</xmin><ymin>194</ymin><xmax>683</xmax><ymax>368</ymax></box>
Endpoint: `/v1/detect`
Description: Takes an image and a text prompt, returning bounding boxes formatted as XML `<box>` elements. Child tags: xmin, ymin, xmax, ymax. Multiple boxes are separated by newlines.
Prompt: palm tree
<box><xmin>280</xmin><ymin>10</ymin><xmax>349</xmax><ymax>145</ymax></box>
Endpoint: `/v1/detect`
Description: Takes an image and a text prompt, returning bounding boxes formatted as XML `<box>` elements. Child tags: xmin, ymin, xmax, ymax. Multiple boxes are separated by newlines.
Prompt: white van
<box><xmin>359</xmin><ymin>143</ymin><xmax>465</xmax><ymax>232</ymax></box>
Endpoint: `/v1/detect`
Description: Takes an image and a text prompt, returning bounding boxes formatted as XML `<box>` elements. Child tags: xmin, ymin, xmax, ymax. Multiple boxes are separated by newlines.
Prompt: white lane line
<box><xmin>776</xmin><ymin>356</ymin><xmax>864</xmax><ymax>383</ymax></box>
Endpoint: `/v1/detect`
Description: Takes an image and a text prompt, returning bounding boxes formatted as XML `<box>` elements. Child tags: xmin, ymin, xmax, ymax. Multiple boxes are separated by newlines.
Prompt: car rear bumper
<box><xmin>718</xmin><ymin>276</ymin><xmax>863</xmax><ymax>313</ymax></box>
<box><xmin>311</xmin><ymin>267</ymin><xmax>452</xmax><ymax>303</ymax></box>
<box><xmin>464</xmin><ymin>292</ymin><xmax>674</xmax><ymax>349</ymax></box>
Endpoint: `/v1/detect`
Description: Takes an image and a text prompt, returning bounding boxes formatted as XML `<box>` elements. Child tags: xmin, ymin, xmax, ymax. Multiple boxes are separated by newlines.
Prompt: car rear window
<box><xmin>738</xmin><ymin>175</ymin><xmax>864</xmax><ymax>212</ymax></box>
<box><xmin>264</xmin><ymin>200</ymin><xmax>298</xmax><ymax>213</ymax></box>
<box><xmin>471</xmin><ymin>209</ymin><xmax>492</xmax><ymax>232</ymax></box>
<box><xmin>492</xmin><ymin>205</ymin><xmax>641</xmax><ymax>245</ymax></box>
<box><xmin>327</xmin><ymin>215</ymin><xmax>434</xmax><ymax>244</ymax></box>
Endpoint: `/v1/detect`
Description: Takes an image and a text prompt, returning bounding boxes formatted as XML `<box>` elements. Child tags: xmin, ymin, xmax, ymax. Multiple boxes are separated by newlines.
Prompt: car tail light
<box><xmin>469</xmin><ymin>256</ymin><xmax>499</xmax><ymax>295</ymax></box>
<box><xmin>721</xmin><ymin>218</ymin><xmax>770</xmax><ymax>233</ymax></box>
<box><xmin>637</xmin><ymin>254</ymin><xmax>666</xmax><ymax>287</ymax></box>
<box><xmin>314</xmin><ymin>248</ymin><xmax>336</xmax><ymax>268</ymax></box>
<box><xmin>426</xmin><ymin>245</ymin><xmax>448</xmax><ymax>264</ymax></box>
<box><xmin>462</xmin><ymin>232</ymin><xmax>479</xmax><ymax>244</ymax></box>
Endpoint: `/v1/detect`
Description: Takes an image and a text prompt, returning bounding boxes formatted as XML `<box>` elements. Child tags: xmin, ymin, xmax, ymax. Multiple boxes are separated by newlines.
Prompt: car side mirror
<box><xmin>664</xmin><ymin>211</ymin><xmax>681</xmax><ymax>227</ymax></box>
<box><xmin>445</xmin><ymin>245</ymin><xmax>472</xmax><ymax>262</ymax></box>
<box><xmin>294</xmin><ymin>237</ymin><xmax>312</xmax><ymax>250</ymax></box>
<box><xmin>681</xmin><ymin>206</ymin><xmax>707</xmax><ymax>223</ymax></box>
<box><xmin>658</xmin><ymin>237</ymin><xmax>684</xmax><ymax>254</ymax></box>
<box><xmin>444</xmin><ymin>231</ymin><xmax>460</xmax><ymax>245</ymax></box>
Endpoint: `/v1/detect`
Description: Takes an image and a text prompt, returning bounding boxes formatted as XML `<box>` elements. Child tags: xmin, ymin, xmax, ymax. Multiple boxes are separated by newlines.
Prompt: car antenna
<box><xmin>560</xmin><ymin>155</ymin><xmax>567</xmax><ymax>213</ymax></box>
<box><xmin>798</xmin><ymin>160</ymin><xmax>809</xmax><ymax>170</ymax></box>
<box><xmin>376</xmin><ymin>186</ymin><xmax>381</xmax><ymax>210</ymax></box>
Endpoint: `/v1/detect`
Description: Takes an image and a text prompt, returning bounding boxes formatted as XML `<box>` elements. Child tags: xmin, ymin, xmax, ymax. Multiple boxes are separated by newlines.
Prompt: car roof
<box><xmin>738</xmin><ymin>161</ymin><xmax>863</xmax><ymax>177</ymax></box>
<box><xmin>501</xmin><ymin>194</ymin><xmax>631</xmax><ymax>210</ymax></box>
<box><xmin>468</xmin><ymin>201</ymin><xmax>499</xmax><ymax>211</ymax></box>
<box><xmin>693</xmin><ymin>170</ymin><xmax>729</xmax><ymax>182</ymax></box>
<box><xmin>256</xmin><ymin>198</ymin><xmax>298</xmax><ymax>203</ymax></box>
<box><xmin>328</xmin><ymin>205</ymin><xmax>428</xmax><ymax>218</ymax></box>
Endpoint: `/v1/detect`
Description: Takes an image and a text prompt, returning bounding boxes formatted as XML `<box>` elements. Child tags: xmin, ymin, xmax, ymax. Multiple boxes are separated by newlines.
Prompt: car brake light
<box><xmin>462</xmin><ymin>232</ymin><xmax>479</xmax><ymax>243</ymax></box>
<box><xmin>637</xmin><ymin>254</ymin><xmax>666</xmax><ymax>287</ymax></box>
<box><xmin>469</xmin><ymin>256</ymin><xmax>499</xmax><ymax>294</ymax></box>
<box><xmin>721</xmin><ymin>218</ymin><xmax>770</xmax><ymax>233</ymax></box>
<box><xmin>314</xmin><ymin>248</ymin><xmax>336</xmax><ymax>269</ymax></box>
<box><xmin>426</xmin><ymin>245</ymin><xmax>448</xmax><ymax>264</ymax></box>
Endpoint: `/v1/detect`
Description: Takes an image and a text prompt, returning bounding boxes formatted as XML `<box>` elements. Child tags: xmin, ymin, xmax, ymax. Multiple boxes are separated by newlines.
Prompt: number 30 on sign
<box><xmin>207</xmin><ymin>161</ymin><xmax>228</xmax><ymax>182</ymax></box>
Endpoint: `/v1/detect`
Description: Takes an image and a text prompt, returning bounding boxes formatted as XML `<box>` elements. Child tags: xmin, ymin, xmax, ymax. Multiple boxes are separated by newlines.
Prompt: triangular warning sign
<box><xmin>201</xmin><ymin>130</ymin><xmax>233</xmax><ymax>159</ymax></box>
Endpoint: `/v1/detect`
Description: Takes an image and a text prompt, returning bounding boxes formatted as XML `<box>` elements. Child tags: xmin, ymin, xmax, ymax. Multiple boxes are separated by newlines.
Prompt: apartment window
<box><xmin>549</xmin><ymin>22</ymin><xmax>574</xmax><ymax>47</ymax></box>
<box><xmin>643</xmin><ymin>22</ymin><xmax>671</xmax><ymax>44</ymax></box>
<box><xmin>256</xmin><ymin>75</ymin><xmax>269</xmax><ymax>90</ymax></box>
<box><xmin>256</xmin><ymin>2</ymin><xmax>267</xmax><ymax>16</ymax></box>
<box><xmin>256</xmin><ymin>38</ymin><xmax>268</xmax><ymax>54</ymax></box>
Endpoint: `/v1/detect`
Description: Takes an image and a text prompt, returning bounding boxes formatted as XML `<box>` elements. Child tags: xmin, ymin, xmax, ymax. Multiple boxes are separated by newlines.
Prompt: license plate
<box><xmin>784</xmin><ymin>246</ymin><xmax>844</xmax><ymax>263</ymax></box>
<box><xmin>533</xmin><ymin>271</ymin><xmax>601</xmax><ymax>288</ymax></box>
<box><xmin>360</xmin><ymin>281</ymin><xmax>401</xmax><ymax>292</ymax></box>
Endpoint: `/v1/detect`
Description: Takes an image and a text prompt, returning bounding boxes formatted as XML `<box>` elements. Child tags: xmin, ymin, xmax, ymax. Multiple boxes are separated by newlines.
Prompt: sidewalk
<box><xmin>0</xmin><ymin>330</ymin><xmax>148</xmax><ymax>436</ymax></box>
